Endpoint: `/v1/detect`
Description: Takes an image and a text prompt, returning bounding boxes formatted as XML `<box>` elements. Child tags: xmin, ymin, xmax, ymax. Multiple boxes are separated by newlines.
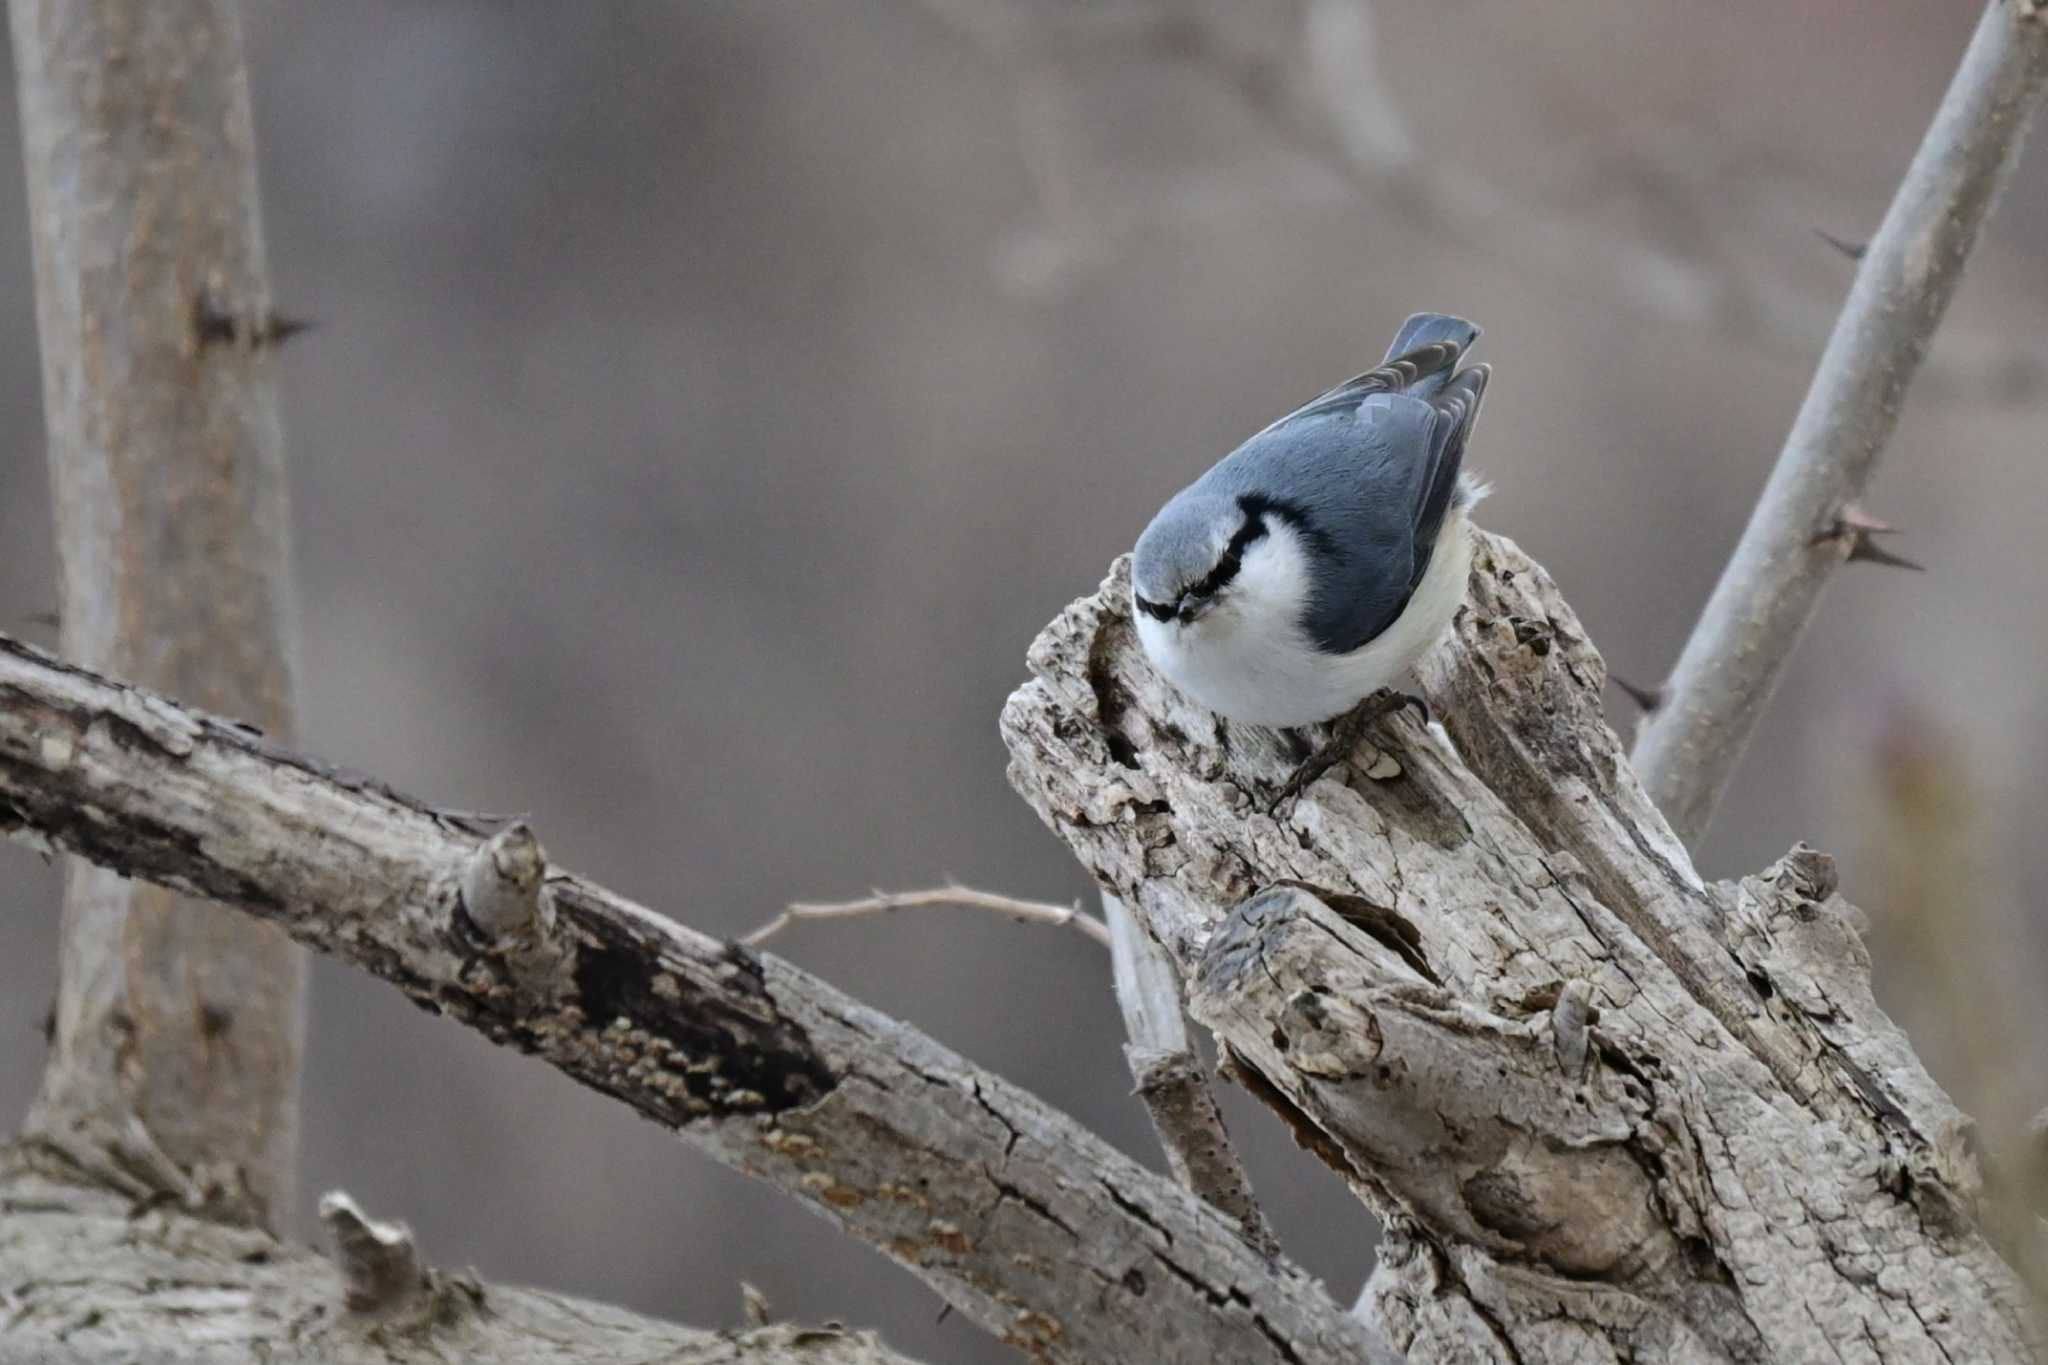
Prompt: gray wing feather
<box><xmin>1191</xmin><ymin>313</ymin><xmax>1489</xmax><ymax>654</ymax></box>
<box><xmin>1408</xmin><ymin>363</ymin><xmax>1489</xmax><ymax>591</ymax></box>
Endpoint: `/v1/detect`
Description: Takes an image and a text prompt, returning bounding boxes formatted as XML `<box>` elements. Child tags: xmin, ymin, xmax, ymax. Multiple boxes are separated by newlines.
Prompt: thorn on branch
<box><xmin>1812</xmin><ymin>226</ymin><xmax>1868</xmax><ymax>261</ymax></box>
<box><xmin>192</xmin><ymin>284</ymin><xmax>319</xmax><ymax>351</ymax></box>
<box><xmin>1844</xmin><ymin>536</ymin><xmax>1925</xmax><ymax>571</ymax></box>
<box><xmin>461</xmin><ymin>820</ymin><xmax>553</xmax><ymax>942</ymax></box>
<box><xmin>741</xmin><ymin>1281</ymin><xmax>772</xmax><ymax>1328</ymax></box>
<box><xmin>1608</xmin><ymin>673</ymin><xmax>1664</xmax><ymax>713</ymax></box>
<box><xmin>320</xmin><ymin>1190</ymin><xmax>427</xmax><ymax>1315</ymax></box>
<box><xmin>1811</xmin><ymin>504</ymin><xmax>1925</xmax><ymax>571</ymax></box>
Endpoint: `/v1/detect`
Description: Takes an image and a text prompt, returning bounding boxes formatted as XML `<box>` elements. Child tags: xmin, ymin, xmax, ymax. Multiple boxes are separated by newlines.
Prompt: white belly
<box><xmin>1134</xmin><ymin>512</ymin><xmax>1473</xmax><ymax>728</ymax></box>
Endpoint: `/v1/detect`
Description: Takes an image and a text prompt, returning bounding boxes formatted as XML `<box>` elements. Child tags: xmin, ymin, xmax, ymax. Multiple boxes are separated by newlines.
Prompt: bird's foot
<box><xmin>1266</xmin><ymin>689</ymin><xmax>1428</xmax><ymax>813</ymax></box>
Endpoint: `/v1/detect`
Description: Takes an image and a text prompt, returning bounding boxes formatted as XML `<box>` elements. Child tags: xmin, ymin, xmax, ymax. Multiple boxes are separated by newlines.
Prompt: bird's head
<box><xmin>1131</xmin><ymin>491</ymin><xmax>1296</xmax><ymax>631</ymax></box>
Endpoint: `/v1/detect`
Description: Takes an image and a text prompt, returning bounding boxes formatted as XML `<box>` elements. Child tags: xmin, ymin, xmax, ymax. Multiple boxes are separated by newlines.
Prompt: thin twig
<box><xmin>744</xmin><ymin>884</ymin><xmax>1110</xmax><ymax>948</ymax></box>
<box><xmin>1105</xmin><ymin>894</ymin><xmax>1280</xmax><ymax>1258</ymax></box>
<box><xmin>1631</xmin><ymin>0</ymin><xmax>2048</xmax><ymax>845</ymax></box>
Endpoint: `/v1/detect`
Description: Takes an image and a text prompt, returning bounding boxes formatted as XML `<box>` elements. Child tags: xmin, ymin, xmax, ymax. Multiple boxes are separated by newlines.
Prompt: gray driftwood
<box><xmin>0</xmin><ymin>631</ymin><xmax>1386</xmax><ymax>1365</ymax></box>
<box><xmin>0</xmin><ymin>1150</ymin><xmax>921</xmax><ymax>1365</ymax></box>
<box><xmin>1000</xmin><ymin>532</ymin><xmax>2040</xmax><ymax>1362</ymax></box>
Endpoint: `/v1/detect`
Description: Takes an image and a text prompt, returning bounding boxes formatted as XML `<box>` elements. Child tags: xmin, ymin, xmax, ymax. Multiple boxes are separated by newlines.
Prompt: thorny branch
<box><xmin>1631</xmin><ymin>0</ymin><xmax>2048</xmax><ymax>843</ymax></box>
<box><xmin>9</xmin><ymin>0</ymin><xmax>308</xmax><ymax>1230</ymax></box>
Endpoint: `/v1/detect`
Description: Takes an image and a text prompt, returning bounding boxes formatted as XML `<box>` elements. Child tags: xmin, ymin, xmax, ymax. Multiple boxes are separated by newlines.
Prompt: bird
<box><xmin>1129</xmin><ymin>312</ymin><xmax>1490</xmax><ymax>804</ymax></box>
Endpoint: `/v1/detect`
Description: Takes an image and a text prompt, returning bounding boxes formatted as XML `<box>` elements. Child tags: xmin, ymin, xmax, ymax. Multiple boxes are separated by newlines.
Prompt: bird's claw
<box><xmin>1266</xmin><ymin>689</ymin><xmax>1428</xmax><ymax>814</ymax></box>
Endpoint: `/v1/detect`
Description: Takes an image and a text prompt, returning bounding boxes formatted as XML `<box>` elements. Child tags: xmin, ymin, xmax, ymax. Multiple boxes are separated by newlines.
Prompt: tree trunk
<box><xmin>1000</xmin><ymin>532</ymin><xmax>2042</xmax><ymax>1362</ymax></box>
<box><xmin>9</xmin><ymin>0</ymin><xmax>305</xmax><ymax>1230</ymax></box>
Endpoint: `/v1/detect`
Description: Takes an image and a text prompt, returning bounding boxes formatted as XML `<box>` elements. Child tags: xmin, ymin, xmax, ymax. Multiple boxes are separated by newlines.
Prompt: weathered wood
<box><xmin>1106</xmin><ymin>892</ymin><xmax>1279</xmax><ymax>1258</ymax></box>
<box><xmin>0</xmin><ymin>632</ymin><xmax>1385</xmax><ymax>1365</ymax></box>
<box><xmin>1000</xmin><ymin>532</ymin><xmax>2040</xmax><ymax>1362</ymax></box>
<box><xmin>0</xmin><ymin>1152</ymin><xmax>925</xmax><ymax>1365</ymax></box>
<box><xmin>9</xmin><ymin>0</ymin><xmax>306</xmax><ymax>1229</ymax></box>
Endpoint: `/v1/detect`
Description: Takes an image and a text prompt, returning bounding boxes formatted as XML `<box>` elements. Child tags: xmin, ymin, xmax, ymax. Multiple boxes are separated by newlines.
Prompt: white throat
<box><xmin>1133</xmin><ymin>511</ymin><xmax>1473</xmax><ymax>728</ymax></box>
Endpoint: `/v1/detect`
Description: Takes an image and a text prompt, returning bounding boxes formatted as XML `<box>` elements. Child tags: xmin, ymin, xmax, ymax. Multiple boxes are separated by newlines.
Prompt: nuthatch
<box><xmin>1131</xmin><ymin>313</ymin><xmax>1490</xmax><ymax>798</ymax></box>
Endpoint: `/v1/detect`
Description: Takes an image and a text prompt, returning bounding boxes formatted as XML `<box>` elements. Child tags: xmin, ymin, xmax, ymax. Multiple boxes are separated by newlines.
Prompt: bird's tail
<box><xmin>1383</xmin><ymin>312</ymin><xmax>1480</xmax><ymax>399</ymax></box>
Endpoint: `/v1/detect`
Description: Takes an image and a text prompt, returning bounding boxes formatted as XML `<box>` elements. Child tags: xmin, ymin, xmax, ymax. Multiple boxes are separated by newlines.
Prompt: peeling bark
<box><xmin>0</xmin><ymin>632</ymin><xmax>1385</xmax><ymax>1365</ymax></box>
<box><xmin>1000</xmin><ymin>532</ymin><xmax>2041</xmax><ymax>1362</ymax></box>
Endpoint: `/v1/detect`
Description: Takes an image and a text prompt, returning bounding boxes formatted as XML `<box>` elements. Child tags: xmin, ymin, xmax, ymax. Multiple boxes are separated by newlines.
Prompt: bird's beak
<box><xmin>1175</xmin><ymin>596</ymin><xmax>1213</xmax><ymax>625</ymax></box>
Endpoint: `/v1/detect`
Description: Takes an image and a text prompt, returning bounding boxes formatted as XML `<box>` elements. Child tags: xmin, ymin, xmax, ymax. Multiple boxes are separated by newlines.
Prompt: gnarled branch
<box><xmin>0</xmin><ymin>633</ymin><xmax>1384</xmax><ymax>1365</ymax></box>
<box><xmin>1001</xmin><ymin>533</ymin><xmax>2038</xmax><ymax>1362</ymax></box>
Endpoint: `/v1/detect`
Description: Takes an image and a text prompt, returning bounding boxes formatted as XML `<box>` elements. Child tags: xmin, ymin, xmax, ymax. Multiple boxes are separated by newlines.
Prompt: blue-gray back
<box><xmin>1179</xmin><ymin>312</ymin><xmax>1488</xmax><ymax>653</ymax></box>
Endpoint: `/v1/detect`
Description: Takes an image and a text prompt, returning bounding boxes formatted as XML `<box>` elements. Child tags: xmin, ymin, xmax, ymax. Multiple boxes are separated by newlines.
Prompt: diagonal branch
<box><xmin>1631</xmin><ymin>0</ymin><xmax>2048</xmax><ymax>844</ymax></box>
<box><xmin>0</xmin><ymin>632</ymin><xmax>1387</xmax><ymax>1365</ymax></box>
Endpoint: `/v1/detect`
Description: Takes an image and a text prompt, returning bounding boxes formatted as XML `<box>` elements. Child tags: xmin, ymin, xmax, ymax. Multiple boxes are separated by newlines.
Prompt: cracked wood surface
<box><xmin>0</xmin><ymin>1154</ymin><xmax>924</xmax><ymax>1365</ymax></box>
<box><xmin>1000</xmin><ymin>530</ymin><xmax>2040</xmax><ymax>1362</ymax></box>
<box><xmin>0</xmin><ymin>632</ymin><xmax>1387</xmax><ymax>1365</ymax></box>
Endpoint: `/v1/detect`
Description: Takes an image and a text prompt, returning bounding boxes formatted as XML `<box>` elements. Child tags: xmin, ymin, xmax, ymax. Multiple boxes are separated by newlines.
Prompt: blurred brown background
<box><xmin>3</xmin><ymin>4</ymin><xmax>2045</xmax><ymax>1361</ymax></box>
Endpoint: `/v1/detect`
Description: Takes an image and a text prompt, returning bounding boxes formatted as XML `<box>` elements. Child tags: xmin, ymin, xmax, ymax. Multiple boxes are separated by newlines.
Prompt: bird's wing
<box><xmin>1407</xmin><ymin>363</ymin><xmax>1490</xmax><ymax>593</ymax></box>
<box><xmin>1265</xmin><ymin>342</ymin><xmax>1465</xmax><ymax>432</ymax></box>
<box><xmin>1215</xmin><ymin>365</ymin><xmax>1489</xmax><ymax>656</ymax></box>
<box><xmin>1268</xmin><ymin>312</ymin><xmax>1481</xmax><ymax>432</ymax></box>
<box><xmin>1203</xmin><ymin>312</ymin><xmax>1490</xmax><ymax>654</ymax></box>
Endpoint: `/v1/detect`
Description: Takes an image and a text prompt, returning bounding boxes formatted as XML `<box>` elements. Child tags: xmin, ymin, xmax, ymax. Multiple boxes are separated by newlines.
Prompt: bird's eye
<box><xmin>1134</xmin><ymin>594</ymin><xmax>1176</xmax><ymax>622</ymax></box>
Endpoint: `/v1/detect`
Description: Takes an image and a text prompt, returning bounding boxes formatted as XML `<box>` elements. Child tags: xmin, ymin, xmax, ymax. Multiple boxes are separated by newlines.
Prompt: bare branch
<box><xmin>1632</xmin><ymin>0</ymin><xmax>2048</xmax><ymax>844</ymax></box>
<box><xmin>9</xmin><ymin>0</ymin><xmax>306</xmax><ymax>1229</ymax></box>
<box><xmin>744</xmin><ymin>885</ymin><xmax>1110</xmax><ymax>948</ymax></box>
<box><xmin>0</xmin><ymin>633</ymin><xmax>1384</xmax><ymax>1365</ymax></box>
<box><xmin>1105</xmin><ymin>894</ymin><xmax>1279</xmax><ymax>1258</ymax></box>
<box><xmin>1002</xmin><ymin>538</ymin><xmax>2036</xmax><ymax>1360</ymax></box>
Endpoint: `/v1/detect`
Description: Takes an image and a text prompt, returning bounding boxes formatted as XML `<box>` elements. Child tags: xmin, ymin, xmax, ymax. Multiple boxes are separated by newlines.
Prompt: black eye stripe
<box><xmin>1134</xmin><ymin>594</ymin><xmax>1176</xmax><ymax>621</ymax></box>
<box><xmin>1185</xmin><ymin>507</ymin><xmax>1270</xmax><ymax>602</ymax></box>
<box><xmin>1236</xmin><ymin>492</ymin><xmax>1334</xmax><ymax>561</ymax></box>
